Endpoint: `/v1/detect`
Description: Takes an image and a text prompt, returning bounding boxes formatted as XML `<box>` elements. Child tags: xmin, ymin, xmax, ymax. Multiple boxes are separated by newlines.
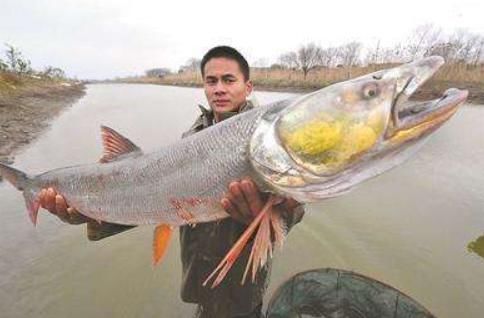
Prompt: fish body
<box><xmin>23</xmin><ymin>105</ymin><xmax>274</xmax><ymax>226</ymax></box>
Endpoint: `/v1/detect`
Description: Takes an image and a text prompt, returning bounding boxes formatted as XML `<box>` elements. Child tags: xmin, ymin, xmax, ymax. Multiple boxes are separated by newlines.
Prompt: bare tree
<box><xmin>5</xmin><ymin>44</ymin><xmax>18</xmax><ymax>71</ymax></box>
<box><xmin>470</xmin><ymin>35</ymin><xmax>484</xmax><ymax>66</ymax></box>
<box><xmin>336</xmin><ymin>42</ymin><xmax>361</xmax><ymax>78</ymax></box>
<box><xmin>427</xmin><ymin>42</ymin><xmax>458</xmax><ymax>61</ymax></box>
<box><xmin>0</xmin><ymin>58</ymin><xmax>7</xmax><ymax>71</ymax></box>
<box><xmin>339</xmin><ymin>42</ymin><xmax>362</xmax><ymax>67</ymax></box>
<box><xmin>451</xmin><ymin>32</ymin><xmax>484</xmax><ymax>65</ymax></box>
<box><xmin>425</xmin><ymin>30</ymin><xmax>484</xmax><ymax>65</ymax></box>
<box><xmin>379</xmin><ymin>43</ymin><xmax>406</xmax><ymax>64</ymax></box>
<box><xmin>319</xmin><ymin>47</ymin><xmax>339</xmax><ymax>67</ymax></box>
<box><xmin>4</xmin><ymin>43</ymin><xmax>32</xmax><ymax>74</ymax></box>
<box><xmin>325</xmin><ymin>47</ymin><xmax>339</xmax><ymax>67</ymax></box>
<box><xmin>179</xmin><ymin>58</ymin><xmax>201</xmax><ymax>73</ymax></box>
<box><xmin>279</xmin><ymin>44</ymin><xmax>324</xmax><ymax>79</ymax></box>
<box><xmin>405</xmin><ymin>24</ymin><xmax>442</xmax><ymax>59</ymax></box>
<box><xmin>278</xmin><ymin>52</ymin><xmax>299</xmax><ymax>70</ymax></box>
<box><xmin>366</xmin><ymin>40</ymin><xmax>381</xmax><ymax>65</ymax></box>
<box><xmin>43</xmin><ymin>66</ymin><xmax>66</xmax><ymax>79</ymax></box>
<box><xmin>297</xmin><ymin>43</ymin><xmax>323</xmax><ymax>79</ymax></box>
<box><xmin>253</xmin><ymin>58</ymin><xmax>269</xmax><ymax>68</ymax></box>
<box><xmin>449</xmin><ymin>29</ymin><xmax>475</xmax><ymax>62</ymax></box>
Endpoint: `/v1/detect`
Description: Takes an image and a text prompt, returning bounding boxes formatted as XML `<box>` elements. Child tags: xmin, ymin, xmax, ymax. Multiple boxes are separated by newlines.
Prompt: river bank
<box><xmin>113</xmin><ymin>78</ymin><xmax>484</xmax><ymax>104</ymax></box>
<box><xmin>0</xmin><ymin>74</ymin><xmax>86</xmax><ymax>167</ymax></box>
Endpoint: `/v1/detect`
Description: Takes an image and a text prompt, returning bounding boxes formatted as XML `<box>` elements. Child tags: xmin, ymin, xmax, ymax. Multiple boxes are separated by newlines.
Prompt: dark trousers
<box><xmin>195</xmin><ymin>303</ymin><xmax>263</xmax><ymax>318</ymax></box>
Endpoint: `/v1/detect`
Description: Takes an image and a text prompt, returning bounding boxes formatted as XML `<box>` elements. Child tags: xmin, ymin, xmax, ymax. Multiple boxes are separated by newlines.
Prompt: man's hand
<box><xmin>221</xmin><ymin>177</ymin><xmax>299</xmax><ymax>224</ymax></box>
<box><xmin>38</xmin><ymin>188</ymin><xmax>89</xmax><ymax>224</ymax></box>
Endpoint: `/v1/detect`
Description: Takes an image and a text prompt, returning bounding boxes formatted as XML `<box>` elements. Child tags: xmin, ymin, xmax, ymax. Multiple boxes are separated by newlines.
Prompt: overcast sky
<box><xmin>1</xmin><ymin>0</ymin><xmax>482</xmax><ymax>79</ymax></box>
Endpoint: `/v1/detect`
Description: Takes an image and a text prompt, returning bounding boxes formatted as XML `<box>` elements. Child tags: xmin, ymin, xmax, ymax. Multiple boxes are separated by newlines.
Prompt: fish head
<box><xmin>250</xmin><ymin>56</ymin><xmax>468</xmax><ymax>202</ymax></box>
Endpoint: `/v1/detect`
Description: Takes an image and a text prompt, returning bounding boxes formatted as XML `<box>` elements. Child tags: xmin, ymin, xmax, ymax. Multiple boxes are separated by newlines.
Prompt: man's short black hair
<box><xmin>201</xmin><ymin>46</ymin><xmax>250</xmax><ymax>81</ymax></box>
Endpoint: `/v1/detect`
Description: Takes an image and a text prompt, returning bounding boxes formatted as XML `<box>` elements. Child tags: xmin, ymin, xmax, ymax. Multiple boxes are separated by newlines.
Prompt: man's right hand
<box><xmin>38</xmin><ymin>188</ymin><xmax>90</xmax><ymax>224</ymax></box>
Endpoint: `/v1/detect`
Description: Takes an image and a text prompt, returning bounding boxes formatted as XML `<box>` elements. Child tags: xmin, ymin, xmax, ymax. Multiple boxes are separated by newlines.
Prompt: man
<box><xmin>39</xmin><ymin>46</ymin><xmax>304</xmax><ymax>318</ymax></box>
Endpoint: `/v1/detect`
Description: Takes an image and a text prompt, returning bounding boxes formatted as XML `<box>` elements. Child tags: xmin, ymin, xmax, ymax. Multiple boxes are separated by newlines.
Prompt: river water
<box><xmin>0</xmin><ymin>84</ymin><xmax>483</xmax><ymax>317</ymax></box>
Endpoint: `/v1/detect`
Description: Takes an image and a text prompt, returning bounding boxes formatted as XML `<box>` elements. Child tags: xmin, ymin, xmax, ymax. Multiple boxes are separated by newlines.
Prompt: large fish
<box><xmin>0</xmin><ymin>56</ymin><xmax>468</xmax><ymax>287</ymax></box>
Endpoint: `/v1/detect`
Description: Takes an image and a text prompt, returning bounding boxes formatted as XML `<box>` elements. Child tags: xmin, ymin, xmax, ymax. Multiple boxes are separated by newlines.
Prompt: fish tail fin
<box><xmin>152</xmin><ymin>224</ymin><xmax>173</xmax><ymax>266</ymax></box>
<box><xmin>0</xmin><ymin>162</ymin><xmax>29</xmax><ymax>190</ymax></box>
<box><xmin>23</xmin><ymin>190</ymin><xmax>41</xmax><ymax>226</ymax></box>
<box><xmin>0</xmin><ymin>163</ymin><xmax>40</xmax><ymax>225</ymax></box>
<box><xmin>204</xmin><ymin>195</ymin><xmax>281</xmax><ymax>288</ymax></box>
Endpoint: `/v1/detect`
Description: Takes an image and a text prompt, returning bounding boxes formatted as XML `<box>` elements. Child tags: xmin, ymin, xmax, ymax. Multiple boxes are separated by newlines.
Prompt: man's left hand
<box><xmin>220</xmin><ymin>177</ymin><xmax>299</xmax><ymax>224</ymax></box>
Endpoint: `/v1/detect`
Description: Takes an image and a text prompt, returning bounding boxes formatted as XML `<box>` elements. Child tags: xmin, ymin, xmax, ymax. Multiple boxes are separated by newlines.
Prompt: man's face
<box><xmin>203</xmin><ymin>57</ymin><xmax>253</xmax><ymax>116</ymax></box>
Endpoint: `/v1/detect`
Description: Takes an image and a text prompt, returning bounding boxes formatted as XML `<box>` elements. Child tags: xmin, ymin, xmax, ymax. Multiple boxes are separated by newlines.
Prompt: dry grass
<box><xmin>110</xmin><ymin>62</ymin><xmax>484</xmax><ymax>103</ymax></box>
<box><xmin>0</xmin><ymin>71</ymin><xmax>77</xmax><ymax>100</ymax></box>
<box><xmin>154</xmin><ymin>63</ymin><xmax>483</xmax><ymax>88</ymax></box>
<box><xmin>250</xmin><ymin>64</ymin><xmax>484</xmax><ymax>102</ymax></box>
<box><xmin>0</xmin><ymin>71</ymin><xmax>85</xmax><ymax>115</ymax></box>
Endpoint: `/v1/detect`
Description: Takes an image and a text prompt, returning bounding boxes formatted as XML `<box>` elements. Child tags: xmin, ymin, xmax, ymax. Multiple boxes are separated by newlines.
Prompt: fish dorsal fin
<box><xmin>153</xmin><ymin>224</ymin><xmax>173</xmax><ymax>266</ymax></box>
<box><xmin>99</xmin><ymin>125</ymin><xmax>142</xmax><ymax>163</ymax></box>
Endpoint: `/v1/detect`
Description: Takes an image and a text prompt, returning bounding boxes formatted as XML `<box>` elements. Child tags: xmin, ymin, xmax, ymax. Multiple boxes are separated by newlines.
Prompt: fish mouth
<box><xmin>384</xmin><ymin>56</ymin><xmax>468</xmax><ymax>141</ymax></box>
<box><xmin>395</xmin><ymin>88</ymin><xmax>468</xmax><ymax>133</ymax></box>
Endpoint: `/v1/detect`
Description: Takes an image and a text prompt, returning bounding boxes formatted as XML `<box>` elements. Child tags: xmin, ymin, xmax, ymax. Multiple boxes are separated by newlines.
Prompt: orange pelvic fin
<box><xmin>152</xmin><ymin>224</ymin><xmax>173</xmax><ymax>266</ymax></box>
<box><xmin>204</xmin><ymin>195</ymin><xmax>278</xmax><ymax>288</ymax></box>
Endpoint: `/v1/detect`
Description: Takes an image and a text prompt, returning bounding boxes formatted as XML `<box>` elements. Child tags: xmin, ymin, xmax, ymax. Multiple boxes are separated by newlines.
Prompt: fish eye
<box><xmin>362</xmin><ymin>82</ymin><xmax>379</xmax><ymax>99</ymax></box>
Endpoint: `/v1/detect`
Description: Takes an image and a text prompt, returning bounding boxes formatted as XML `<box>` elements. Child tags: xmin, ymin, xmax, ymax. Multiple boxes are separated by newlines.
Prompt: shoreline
<box><xmin>0</xmin><ymin>82</ymin><xmax>86</xmax><ymax>168</ymax></box>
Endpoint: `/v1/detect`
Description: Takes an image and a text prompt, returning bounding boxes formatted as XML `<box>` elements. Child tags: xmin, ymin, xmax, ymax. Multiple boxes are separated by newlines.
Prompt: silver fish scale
<box><xmin>33</xmin><ymin>102</ymin><xmax>284</xmax><ymax>226</ymax></box>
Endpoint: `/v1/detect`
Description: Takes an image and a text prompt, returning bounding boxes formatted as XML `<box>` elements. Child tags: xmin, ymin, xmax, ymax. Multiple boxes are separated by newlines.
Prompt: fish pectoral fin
<box><xmin>99</xmin><ymin>125</ymin><xmax>143</xmax><ymax>163</ymax></box>
<box><xmin>204</xmin><ymin>195</ymin><xmax>279</xmax><ymax>288</ymax></box>
<box><xmin>152</xmin><ymin>224</ymin><xmax>173</xmax><ymax>266</ymax></box>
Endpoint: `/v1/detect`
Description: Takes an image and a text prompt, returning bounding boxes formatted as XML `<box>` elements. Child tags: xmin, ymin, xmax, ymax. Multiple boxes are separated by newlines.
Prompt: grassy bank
<box><xmin>0</xmin><ymin>72</ymin><xmax>85</xmax><ymax>166</ymax></box>
<box><xmin>0</xmin><ymin>72</ymin><xmax>83</xmax><ymax>100</ymax></box>
<box><xmin>114</xmin><ymin>63</ymin><xmax>484</xmax><ymax>104</ymax></box>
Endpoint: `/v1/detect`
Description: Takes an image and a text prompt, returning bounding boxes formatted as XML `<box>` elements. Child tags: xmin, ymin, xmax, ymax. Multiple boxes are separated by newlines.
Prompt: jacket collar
<box><xmin>199</xmin><ymin>101</ymin><xmax>255</xmax><ymax>126</ymax></box>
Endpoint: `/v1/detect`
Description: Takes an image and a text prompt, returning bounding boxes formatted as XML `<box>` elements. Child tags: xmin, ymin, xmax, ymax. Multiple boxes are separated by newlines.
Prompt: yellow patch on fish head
<box><xmin>280</xmin><ymin>119</ymin><xmax>343</xmax><ymax>157</ymax></box>
<box><xmin>279</xmin><ymin>108</ymin><xmax>386</xmax><ymax>175</ymax></box>
<box><xmin>276</xmin><ymin>79</ymin><xmax>395</xmax><ymax>176</ymax></box>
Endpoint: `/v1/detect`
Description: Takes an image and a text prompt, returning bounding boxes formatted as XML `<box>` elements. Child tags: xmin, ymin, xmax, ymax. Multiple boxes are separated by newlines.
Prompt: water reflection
<box><xmin>468</xmin><ymin>235</ymin><xmax>484</xmax><ymax>258</ymax></box>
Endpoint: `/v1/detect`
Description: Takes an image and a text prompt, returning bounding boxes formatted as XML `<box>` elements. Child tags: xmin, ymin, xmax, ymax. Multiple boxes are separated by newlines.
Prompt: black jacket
<box><xmin>179</xmin><ymin>102</ymin><xmax>304</xmax><ymax>317</ymax></box>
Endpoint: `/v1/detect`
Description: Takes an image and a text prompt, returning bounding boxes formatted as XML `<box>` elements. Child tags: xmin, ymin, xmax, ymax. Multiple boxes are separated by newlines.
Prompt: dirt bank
<box><xmin>0</xmin><ymin>80</ymin><xmax>86</xmax><ymax>169</ymax></box>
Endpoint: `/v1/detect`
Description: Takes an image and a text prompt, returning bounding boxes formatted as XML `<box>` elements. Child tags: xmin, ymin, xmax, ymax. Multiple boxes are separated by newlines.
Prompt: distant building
<box><xmin>145</xmin><ymin>68</ymin><xmax>171</xmax><ymax>78</ymax></box>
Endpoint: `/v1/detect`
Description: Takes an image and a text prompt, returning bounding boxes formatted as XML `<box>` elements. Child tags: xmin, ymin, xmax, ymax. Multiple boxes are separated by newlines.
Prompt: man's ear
<box><xmin>246</xmin><ymin>80</ymin><xmax>253</xmax><ymax>96</ymax></box>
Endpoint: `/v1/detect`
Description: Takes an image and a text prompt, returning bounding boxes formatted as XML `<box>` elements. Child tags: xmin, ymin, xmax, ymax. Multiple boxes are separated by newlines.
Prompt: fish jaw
<box><xmin>250</xmin><ymin>56</ymin><xmax>468</xmax><ymax>202</ymax></box>
<box><xmin>384</xmin><ymin>87</ymin><xmax>468</xmax><ymax>145</ymax></box>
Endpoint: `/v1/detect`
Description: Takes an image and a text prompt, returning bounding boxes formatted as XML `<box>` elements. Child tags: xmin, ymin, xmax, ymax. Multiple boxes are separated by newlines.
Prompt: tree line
<box><xmin>277</xmin><ymin>25</ymin><xmax>483</xmax><ymax>79</ymax></box>
<box><xmin>0</xmin><ymin>43</ymin><xmax>66</xmax><ymax>79</ymax></box>
<box><xmin>171</xmin><ymin>25</ymin><xmax>483</xmax><ymax>80</ymax></box>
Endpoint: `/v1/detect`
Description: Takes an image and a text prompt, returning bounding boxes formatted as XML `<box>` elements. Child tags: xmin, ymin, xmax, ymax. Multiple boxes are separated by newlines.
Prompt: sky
<box><xmin>1</xmin><ymin>0</ymin><xmax>483</xmax><ymax>79</ymax></box>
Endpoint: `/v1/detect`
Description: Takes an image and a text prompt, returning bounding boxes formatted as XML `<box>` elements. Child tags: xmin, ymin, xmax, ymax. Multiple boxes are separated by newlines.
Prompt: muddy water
<box><xmin>0</xmin><ymin>84</ymin><xmax>483</xmax><ymax>317</ymax></box>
